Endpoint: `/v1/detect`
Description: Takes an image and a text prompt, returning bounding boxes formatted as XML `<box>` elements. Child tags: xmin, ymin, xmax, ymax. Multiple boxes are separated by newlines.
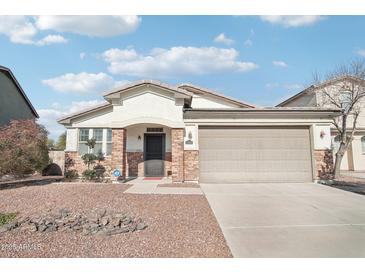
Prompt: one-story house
<box><xmin>0</xmin><ymin>65</ymin><xmax>39</xmax><ymax>126</ymax></box>
<box><xmin>277</xmin><ymin>76</ymin><xmax>365</xmax><ymax>172</ymax></box>
<box><xmin>58</xmin><ymin>80</ymin><xmax>340</xmax><ymax>184</ymax></box>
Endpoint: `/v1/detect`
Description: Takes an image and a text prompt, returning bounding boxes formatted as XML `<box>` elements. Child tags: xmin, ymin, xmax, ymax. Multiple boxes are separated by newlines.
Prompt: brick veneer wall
<box><xmin>183</xmin><ymin>150</ymin><xmax>199</xmax><ymax>182</ymax></box>
<box><xmin>111</xmin><ymin>128</ymin><xmax>126</xmax><ymax>177</ymax></box>
<box><xmin>165</xmin><ymin>152</ymin><xmax>172</xmax><ymax>177</ymax></box>
<box><xmin>171</xmin><ymin>128</ymin><xmax>184</xmax><ymax>182</ymax></box>
<box><xmin>126</xmin><ymin>152</ymin><xmax>172</xmax><ymax>177</ymax></box>
<box><xmin>314</xmin><ymin>149</ymin><xmax>334</xmax><ymax>179</ymax></box>
<box><xmin>126</xmin><ymin>152</ymin><xmax>143</xmax><ymax>177</ymax></box>
<box><xmin>65</xmin><ymin>151</ymin><xmax>113</xmax><ymax>177</ymax></box>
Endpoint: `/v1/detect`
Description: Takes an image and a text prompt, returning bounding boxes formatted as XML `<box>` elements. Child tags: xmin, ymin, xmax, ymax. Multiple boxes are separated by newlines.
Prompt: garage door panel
<box><xmin>200</xmin><ymin>149</ymin><xmax>311</xmax><ymax>161</ymax></box>
<box><xmin>199</xmin><ymin>127</ymin><xmax>313</xmax><ymax>184</ymax></box>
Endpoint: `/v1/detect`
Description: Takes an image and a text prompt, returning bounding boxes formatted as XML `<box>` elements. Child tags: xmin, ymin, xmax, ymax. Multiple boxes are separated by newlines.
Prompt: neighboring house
<box><xmin>58</xmin><ymin>80</ymin><xmax>340</xmax><ymax>184</ymax></box>
<box><xmin>277</xmin><ymin>76</ymin><xmax>365</xmax><ymax>172</ymax></box>
<box><xmin>0</xmin><ymin>65</ymin><xmax>38</xmax><ymax>126</ymax></box>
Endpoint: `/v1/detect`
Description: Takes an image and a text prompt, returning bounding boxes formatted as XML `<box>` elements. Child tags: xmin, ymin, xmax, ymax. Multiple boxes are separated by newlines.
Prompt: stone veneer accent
<box><xmin>171</xmin><ymin>128</ymin><xmax>184</xmax><ymax>182</ymax></box>
<box><xmin>111</xmin><ymin>128</ymin><xmax>126</xmax><ymax>177</ymax></box>
<box><xmin>183</xmin><ymin>150</ymin><xmax>199</xmax><ymax>182</ymax></box>
<box><xmin>314</xmin><ymin>149</ymin><xmax>334</xmax><ymax>179</ymax></box>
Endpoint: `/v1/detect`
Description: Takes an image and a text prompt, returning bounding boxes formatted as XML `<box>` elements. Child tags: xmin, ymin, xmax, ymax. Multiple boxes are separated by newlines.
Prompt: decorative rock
<box><xmin>122</xmin><ymin>216</ymin><xmax>132</xmax><ymax>225</ymax></box>
<box><xmin>0</xmin><ymin>223</ymin><xmax>13</xmax><ymax>233</ymax></box>
<box><xmin>97</xmin><ymin>209</ymin><xmax>107</xmax><ymax>219</ymax></box>
<box><xmin>110</xmin><ymin>218</ymin><xmax>121</xmax><ymax>228</ymax></box>
<box><xmin>37</xmin><ymin>224</ymin><xmax>47</xmax><ymax>232</ymax></box>
<box><xmin>0</xmin><ymin>208</ymin><xmax>147</xmax><ymax>236</ymax></box>
<box><xmin>101</xmin><ymin>217</ymin><xmax>109</xmax><ymax>227</ymax></box>
<box><xmin>45</xmin><ymin>224</ymin><xmax>58</xmax><ymax>232</ymax></box>
<box><xmin>136</xmin><ymin>222</ymin><xmax>147</xmax><ymax>231</ymax></box>
<box><xmin>59</xmin><ymin>208</ymin><xmax>70</xmax><ymax>218</ymax></box>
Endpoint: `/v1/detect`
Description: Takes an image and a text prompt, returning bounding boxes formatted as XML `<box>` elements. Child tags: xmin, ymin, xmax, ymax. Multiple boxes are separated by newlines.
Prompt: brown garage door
<box><xmin>199</xmin><ymin>127</ymin><xmax>313</xmax><ymax>183</ymax></box>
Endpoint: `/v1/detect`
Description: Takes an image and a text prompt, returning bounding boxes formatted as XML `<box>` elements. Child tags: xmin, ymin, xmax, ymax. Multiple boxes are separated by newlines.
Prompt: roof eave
<box><xmin>178</xmin><ymin>83</ymin><xmax>256</xmax><ymax>108</ymax></box>
<box><xmin>0</xmin><ymin>65</ymin><xmax>39</xmax><ymax>118</ymax></box>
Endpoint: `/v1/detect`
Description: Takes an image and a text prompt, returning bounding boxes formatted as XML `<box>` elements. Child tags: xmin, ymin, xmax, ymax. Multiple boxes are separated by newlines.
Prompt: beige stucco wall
<box><xmin>48</xmin><ymin>150</ymin><xmax>65</xmax><ymax>175</ymax></box>
<box><xmin>351</xmin><ymin>135</ymin><xmax>365</xmax><ymax>170</ymax></box>
<box><xmin>282</xmin><ymin>93</ymin><xmax>317</xmax><ymax>107</ymax></box>
<box><xmin>126</xmin><ymin>124</ymin><xmax>171</xmax><ymax>152</ymax></box>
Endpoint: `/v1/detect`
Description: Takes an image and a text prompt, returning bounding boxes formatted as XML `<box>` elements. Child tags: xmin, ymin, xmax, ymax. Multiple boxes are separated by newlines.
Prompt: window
<box><xmin>147</xmin><ymin>127</ymin><xmax>163</xmax><ymax>133</ymax></box>
<box><xmin>78</xmin><ymin>129</ymin><xmax>90</xmax><ymax>155</ymax></box>
<box><xmin>340</xmin><ymin>91</ymin><xmax>352</xmax><ymax>112</ymax></box>
<box><xmin>106</xmin><ymin>129</ymin><xmax>112</xmax><ymax>156</ymax></box>
<box><xmin>332</xmin><ymin>135</ymin><xmax>340</xmax><ymax>152</ymax></box>
<box><xmin>93</xmin><ymin>129</ymin><xmax>103</xmax><ymax>155</ymax></box>
<box><xmin>78</xmin><ymin>128</ymin><xmax>112</xmax><ymax>156</ymax></box>
<box><xmin>361</xmin><ymin>136</ymin><xmax>365</xmax><ymax>154</ymax></box>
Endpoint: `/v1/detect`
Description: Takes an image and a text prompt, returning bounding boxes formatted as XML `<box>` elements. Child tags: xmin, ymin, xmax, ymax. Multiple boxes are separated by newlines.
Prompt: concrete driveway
<box><xmin>201</xmin><ymin>183</ymin><xmax>365</xmax><ymax>257</ymax></box>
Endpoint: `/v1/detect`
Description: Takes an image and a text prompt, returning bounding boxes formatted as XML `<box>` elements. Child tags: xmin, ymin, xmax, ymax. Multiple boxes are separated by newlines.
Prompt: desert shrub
<box><xmin>0</xmin><ymin>120</ymin><xmax>49</xmax><ymax>177</ymax></box>
<box><xmin>82</xmin><ymin>169</ymin><xmax>96</xmax><ymax>180</ymax></box>
<box><xmin>94</xmin><ymin>164</ymin><xmax>106</xmax><ymax>180</ymax></box>
<box><xmin>42</xmin><ymin>163</ymin><xmax>62</xmax><ymax>176</ymax></box>
<box><xmin>0</xmin><ymin>213</ymin><xmax>17</xmax><ymax>226</ymax></box>
<box><xmin>65</xmin><ymin>170</ymin><xmax>79</xmax><ymax>180</ymax></box>
<box><xmin>81</xmin><ymin>153</ymin><xmax>98</xmax><ymax>169</ymax></box>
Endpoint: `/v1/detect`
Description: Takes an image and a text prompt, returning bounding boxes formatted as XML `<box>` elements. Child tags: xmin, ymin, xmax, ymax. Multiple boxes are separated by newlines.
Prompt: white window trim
<box><xmin>78</xmin><ymin>128</ymin><xmax>112</xmax><ymax>156</ymax></box>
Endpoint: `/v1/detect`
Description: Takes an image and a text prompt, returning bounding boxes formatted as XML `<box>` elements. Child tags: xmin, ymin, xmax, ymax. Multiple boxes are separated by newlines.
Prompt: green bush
<box><xmin>82</xmin><ymin>169</ymin><xmax>97</xmax><ymax>180</ymax></box>
<box><xmin>81</xmin><ymin>153</ymin><xmax>98</xmax><ymax>169</ymax></box>
<box><xmin>65</xmin><ymin>170</ymin><xmax>78</xmax><ymax>180</ymax></box>
<box><xmin>0</xmin><ymin>213</ymin><xmax>17</xmax><ymax>226</ymax></box>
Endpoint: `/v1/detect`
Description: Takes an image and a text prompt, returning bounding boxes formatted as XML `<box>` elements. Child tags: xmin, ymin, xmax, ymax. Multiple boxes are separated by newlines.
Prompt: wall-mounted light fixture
<box><xmin>138</xmin><ymin>135</ymin><xmax>141</xmax><ymax>140</ymax></box>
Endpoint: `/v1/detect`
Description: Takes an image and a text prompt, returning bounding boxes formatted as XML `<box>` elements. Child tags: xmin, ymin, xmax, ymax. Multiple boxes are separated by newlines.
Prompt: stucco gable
<box><xmin>59</xmin><ymin>87</ymin><xmax>185</xmax><ymax>128</ymax></box>
<box><xmin>178</xmin><ymin>83</ymin><xmax>255</xmax><ymax>108</ymax></box>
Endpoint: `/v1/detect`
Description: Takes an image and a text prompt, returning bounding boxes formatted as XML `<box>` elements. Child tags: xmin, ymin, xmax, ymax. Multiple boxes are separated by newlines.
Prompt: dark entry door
<box><xmin>144</xmin><ymin>134</ymin><xmax>165</xmax><ymax>177</ymax></box>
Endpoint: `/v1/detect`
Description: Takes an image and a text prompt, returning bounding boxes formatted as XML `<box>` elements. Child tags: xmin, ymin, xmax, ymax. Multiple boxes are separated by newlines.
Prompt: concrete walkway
<box><xmin>201</xmin><ymin>183</ymin><xmax>365</xmax><ymax>257</ymax></box>
<box><xmin>124</xmin><ymin>182</ymin><xmax>203</xmax><ymax>195</ymax></box>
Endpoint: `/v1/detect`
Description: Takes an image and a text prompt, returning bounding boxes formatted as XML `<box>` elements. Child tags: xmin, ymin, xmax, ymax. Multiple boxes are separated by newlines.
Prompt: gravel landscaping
<box><xmin>327</xmin><ymin>175</ymin><xmax>365</xmax><ymax>195</ymax></box>
<box><xmin>0</xmin><ymin>183</ymin><xmax>231</xmax><ymax>258</ymax></box>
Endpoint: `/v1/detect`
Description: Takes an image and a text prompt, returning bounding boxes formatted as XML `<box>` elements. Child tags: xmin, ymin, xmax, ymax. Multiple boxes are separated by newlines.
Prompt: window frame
<box><xmin>361</xmin><ymin>136</ymin><xmax>365</xmax><ymax>154</ymax></box>
<box><xmin>77</xmin><ymin>128</ymin><xmax>112</xmax><ymax>156</ymax></box>
<box><xmin>106</xmin><ymin>129</ymin><xmax>112</xmax><ymax>156</ymax></box>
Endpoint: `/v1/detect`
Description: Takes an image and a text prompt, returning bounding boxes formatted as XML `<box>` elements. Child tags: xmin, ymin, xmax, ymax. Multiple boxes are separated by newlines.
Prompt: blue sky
<box><xmin>1</xmin><ymin>15</ymin><xmax>364</xmax><ymax>139</ymax></box>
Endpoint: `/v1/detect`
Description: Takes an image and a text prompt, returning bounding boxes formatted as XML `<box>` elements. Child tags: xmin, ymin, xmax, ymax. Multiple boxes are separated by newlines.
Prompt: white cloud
<box><xmin>266</xmin><ymin>83</ymin><xmax>303</xmax><ymax>90</ymax></box>
<box><xmin>356</xmin><ymin>49</ymin><xmax>365</xmax><ymax>57</ymax></box>
<box><xmin>214</xmin><ymin>33</ymin><xmax>234</xmax><ymax>45</ymax></box>
<box><xmin>0</xmin><ymin>16</ymin><xmax>37</xmax><ymax>44</ymax></box>
<box><xmin>244</xmin><ymin>39</ymin><xmax>253</xmax><ymax>47</ymax></box>
<box><xmin>80</xmin><ymin>52</ymin><xmax>86</xmax><ymax>60</ymax></box>
<box><xmin>0</xmin><ymin>15</ymin><xmax>140</xmax><ymax>45</ymax></box>
<box><xmin>35</xmin><ymin>16</ymin><xmax>141</xmax><ymax>37</ymax></box>
<box><xmin>42</xmin><ymin>72</ymin><xmax>128</xmax><ymax>94</ymax></box>
<box><xmin>102</xmin><ymin>46</ymin><xmax>258</xmax><ymax>77</ymax></box>
<box><xmin>260</xmin><ymin>16</ymin><xmax>325</xmax><ymax>27</ymax></box>
<box><xmin>38</xmin><ymin>100</ymin><xmax>104</xmax><ymax>139</ymax></box>
<box><xmin>0</xmin><ymin>16</ymin><xmax>68</xmax><ymax>46</ymax></box>
<box><xmin>36</xmin><ymin>35</ymin><xmax>68</xmax><ymax>46</ymax></box>
<box><xmin>272</xmin><ymin>60</ymin><xmax>288</xmax><ymax>68</ymax></box>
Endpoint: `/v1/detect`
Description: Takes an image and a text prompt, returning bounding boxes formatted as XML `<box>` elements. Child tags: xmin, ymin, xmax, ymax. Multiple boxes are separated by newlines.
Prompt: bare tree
<box><xmin>315</xmin><ymin>60</ymin><xmax>365</xmax><ymax>179</ymax></box>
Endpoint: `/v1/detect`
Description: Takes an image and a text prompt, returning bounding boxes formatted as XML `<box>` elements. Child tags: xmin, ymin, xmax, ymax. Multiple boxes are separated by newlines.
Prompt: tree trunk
<box><xmin>333</xmin><ymin>142</ymin><xmax>347</xmax><ymax>179</ymax></box>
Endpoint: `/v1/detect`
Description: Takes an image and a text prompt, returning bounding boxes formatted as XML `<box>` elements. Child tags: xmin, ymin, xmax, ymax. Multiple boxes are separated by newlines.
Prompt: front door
<box><xmin>144</xmin><ymin>134</ymin><xmax>165</xmax><ymax>177</ymax></box>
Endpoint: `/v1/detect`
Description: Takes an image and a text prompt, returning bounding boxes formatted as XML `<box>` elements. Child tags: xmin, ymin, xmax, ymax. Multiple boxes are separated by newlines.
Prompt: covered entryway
<box><xmin>199</xmin><ymin>126</ymin><xmax>313</xmax><ymax>183</ymax></box>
